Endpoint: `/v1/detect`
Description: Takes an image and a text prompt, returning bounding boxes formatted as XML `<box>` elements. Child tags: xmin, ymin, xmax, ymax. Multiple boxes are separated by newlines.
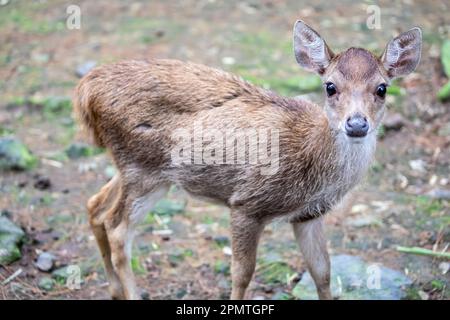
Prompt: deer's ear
<box><xmin>293</xmin><ymin>20</ymin><xmax>334</xmax><ymax>75</ymax></box>
<box><xmin>381</xmin><ymin>27</ymin><xmax>422</xmax><ymax>78</ymax></box>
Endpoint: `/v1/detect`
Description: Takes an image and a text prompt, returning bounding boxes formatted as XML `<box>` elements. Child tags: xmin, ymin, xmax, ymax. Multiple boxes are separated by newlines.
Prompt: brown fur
<box><xmin>74</xmin><ymin>21</ymin><xmax>421</xmax><ymax>300</ymax></box>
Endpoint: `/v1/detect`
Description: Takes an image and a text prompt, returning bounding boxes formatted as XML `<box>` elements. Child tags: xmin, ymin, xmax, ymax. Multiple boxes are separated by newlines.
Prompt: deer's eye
<box><xmin>376</xmin><ymin>83</ymin><xmax>387</xmax><ymax>98</ymax></box>
<box><xmin>325</xmin><ymin>82</ymin><xmax>337</xmax><ymax>97</ymax></box>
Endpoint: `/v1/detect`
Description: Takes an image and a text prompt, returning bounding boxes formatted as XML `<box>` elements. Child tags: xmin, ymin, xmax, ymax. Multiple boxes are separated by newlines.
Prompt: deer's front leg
<box><xmin>230</xmin><ymin>213</ymin><xmax>265</xmax><ymax>300</ymax></box>
<box><xmin>292</xmin><ymin>217</ymin><xmax>332</xmax><ymax>300</ymax></box>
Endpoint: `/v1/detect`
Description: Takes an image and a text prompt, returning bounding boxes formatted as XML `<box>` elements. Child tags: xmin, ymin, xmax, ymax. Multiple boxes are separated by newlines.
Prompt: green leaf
<box><xmin>387</xmin><ymin>85</ymin><xmax>403</xmax><ymax>96</ymax></box>
<box><xmin>437</xmin><ymin>81</ymin><xmax>450</xmax><ymax>101</ymax></box>
<box><xmin>441</xmin><ymin>40</ymin><xmax>450</xmax><ymax>78</ymax></box>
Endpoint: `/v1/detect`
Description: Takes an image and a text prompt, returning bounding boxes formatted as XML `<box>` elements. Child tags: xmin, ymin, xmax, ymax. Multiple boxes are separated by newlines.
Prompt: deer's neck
<box><xmin>301</xmin><ymin>107</ymin><xmax>377</xmax><ymax>183</ymax></box>
<box><xmin>291</xmin><ymin>108</ymin><xmax>377</xmax><ymax>201</ymax></box>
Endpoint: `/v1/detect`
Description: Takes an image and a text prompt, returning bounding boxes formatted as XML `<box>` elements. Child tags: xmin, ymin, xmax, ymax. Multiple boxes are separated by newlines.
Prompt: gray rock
<box><xmin>0</xmin><ymin>216</ymin><xmax>25</xmax><ymax>265</ymax></box>
<box><xmin>292</xmin><ymin>255</ymin><xmax>412</xmax><ymax>300</ymax></box>
<box><xmin>426</xmin><ymin>188</ymin><xmax>450</xmax><ymax>200</ymax></box>
<box><xmin>35</xmin><ymin>252</ymin><xmax>56</xmax><ymax>272</ymax></box>
<box><xmin>75</xmin><ymin>60</ymin><xmax>97</xmax><ymax>78</ymax></box>
<box><xmin>0</xmin><ymin>137</ymin><xmax>37</xmax><ymax>171</ymax></box>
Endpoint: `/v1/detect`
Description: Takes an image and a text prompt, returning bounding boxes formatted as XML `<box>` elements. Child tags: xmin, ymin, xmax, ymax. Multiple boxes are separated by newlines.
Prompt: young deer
<box><xmin>74</xmin><ymin>21</ymin><xmax>422</xmax><ymax>300</ymax></box>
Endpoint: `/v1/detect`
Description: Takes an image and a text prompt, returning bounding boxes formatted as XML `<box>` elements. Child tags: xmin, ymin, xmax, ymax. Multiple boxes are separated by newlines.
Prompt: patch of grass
<box><xmin>0</xmin><ymin>54</ymin><xmax>12</xmax><ymax>67</ymax></box>
<box><xmin>46</xmin><ymin>213</ymin><xmax>75</xmax><ymax>227</ymax></box>
<box><xmin>167</xmin><ymin>248</ymin><xmax>188</xmax><ymax>267</ymax></box>
<box><xmin>144</xmin><ymin>212</ymin><xmax>158</xmax><ymax>225</ymax></box>
<box><xmin>411</xmin><ymin>195</ymin><xmax>449</xmax><ymax>232</ymax></box>
<box><xmin>65</xmin><ymin>142</ymin><xmax>104</xmax><ymax>159</ymax></box>
<box><xmin>117</xmin><ymin>17</ymin><xmax>184</xmax><ymax>45</ymax></box>
<box><xmin>201</xmin><ymin>216</ymin><xmax>215</xmax><ymax>225</ymax></box>
<box><xmin>214</xmin><ymin>260</ymin><xmax>230</xmax><ymax>276</ymax></box>
<box><xmin>0</xmin><ymin>126</ymin><xmax>14</xmax><ymax>136</ymax></box>
<box><xmin>7</xmin><ymin>96</ymin><xmax>73</xmax><ymax>119</ymax></box>
<box><xmin>230</xmin><ymin>31</ymin><xmax>291</xmax><ymax>58</ymax></box>
<box><xmin>404</xmin><ymin>286</ymin><xmax>422</xmax><ymax>300</ymax></box>
<box><xmin>415</xmin><ymin>196</ymin><xmax>443</xmax><ymax>216</ymax></box>
<box><xmin>0</xmin><ymin>7</ymin><xmax>65</xmax><ymax>35</ymax></box>
<box><xmin>239</xmin><ymin>72</ymin><xmax>321</xmax><ymax>96</ymax></box>
<box><xmin>257</xmin><ymin>260</ymin><xmax>295</xmax><ymax>285</ymax></box>
<box><xmin>131</xmin><ymin>255</ymin><xmax>146</xmax><ymax>275</ymax></box>
<box><xmin>39</xmin><ymin>194</ymin><xmax>54</xmax><ymax>206</ymax></box>
<box><xmin>431</xmin><ymin>279</ymin><xmax>445</xmax><ymax>291</ymax></box>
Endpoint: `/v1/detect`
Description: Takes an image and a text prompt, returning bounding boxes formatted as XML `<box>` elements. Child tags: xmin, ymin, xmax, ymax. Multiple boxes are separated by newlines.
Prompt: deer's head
<box><xmin>293</xmin><ymin>21</ymin><xmax>422</xmax><ymax>142</ymax></box>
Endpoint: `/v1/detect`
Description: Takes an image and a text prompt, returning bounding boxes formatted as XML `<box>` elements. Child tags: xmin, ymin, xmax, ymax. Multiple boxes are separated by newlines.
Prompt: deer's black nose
<box><xmin>345</xmin><ymin>115</ymin><xmax>369</xmax><ymax>138</ymax></box>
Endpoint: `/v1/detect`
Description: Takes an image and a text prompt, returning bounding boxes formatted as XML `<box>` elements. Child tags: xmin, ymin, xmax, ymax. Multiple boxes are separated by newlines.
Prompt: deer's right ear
<box><xmin>293</xmin><ymin>20</ymin><xmax>334</xmax><ymax>75</ymax></box>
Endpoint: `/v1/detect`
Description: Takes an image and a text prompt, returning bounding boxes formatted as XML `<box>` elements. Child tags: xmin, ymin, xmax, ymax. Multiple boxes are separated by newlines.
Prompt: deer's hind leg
<box><xmin>101</xmin><ymin>176</ymin><xmax>170</xmax><ymax>300</ymax></box>
<box><xmin>87</xmin><ymin>174</ymin><xmax>124</xmax><ymax>299</ymax></box>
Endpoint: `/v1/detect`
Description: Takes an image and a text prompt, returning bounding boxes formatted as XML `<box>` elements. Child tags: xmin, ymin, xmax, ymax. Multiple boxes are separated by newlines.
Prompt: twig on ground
<box><xmin>396</xmin><ymin>246</ymin><xmax>450</xmax><ymax>259</ymax></box>
<box><xmin>1</xmin><ymin>268</ymin><xmax>23</xmax><ymax>286</ymax></box>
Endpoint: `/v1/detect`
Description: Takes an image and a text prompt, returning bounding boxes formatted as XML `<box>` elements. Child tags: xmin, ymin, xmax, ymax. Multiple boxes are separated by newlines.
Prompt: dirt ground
<box><xmin>0</xmin><ymin>0</ymin><xmax>449</xmax><ymax>300</ymax></box>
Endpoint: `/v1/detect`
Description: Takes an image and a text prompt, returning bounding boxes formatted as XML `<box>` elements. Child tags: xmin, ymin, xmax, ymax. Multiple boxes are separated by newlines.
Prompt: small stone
<box><xmin>104</xmin><ymin>165</ymin><xmax>117</xmax><ymax>179</ymax></box>
<box><xmin>75</xmin><ymin>60</ymin><xmax>97</xmax><ymax>78</ymax></box>
<box><xmin>418</xmin><ymin>290</ymin><xmax>429</xmax><ymax>300</ymax></box>
<box><xmin>222</xmin><ymin>246</ymin><xmax>232</xmax><ymax>256</ymax></box>
<box><xmin>351</xmin><ymin>204</ymin><xmax>369</xmax><ymax>214</ymax></box>
<box><xmin>438</xmin><ymin>262</ymin><xmax>449</xmax><ymax>275</ymax></box>
<box><xmin>176</xmin><ymin>288</ymin><xmax>187</xmax><ymax>299</ymax></box>
<box><xmin>252</xmin><ymin>295</ymin><xmax>265</xmax><ymax>300</ymax></box>
<box><xmin>409</xmin><ymin>159</ymin><xmax>427</xmax><ymax>173</ymax></box>
<box><xmin>35</xmin><ymin>252</ymin><xmax>56</xmax><ymax>272</ymax></box>
<box><xmin>38</xmin><ymin>277</ymin><xmax>55</xmax><ymax>291</ymax></box>
<box><xmin>221</xmin><ymin>57</ymin><xmax>236</xmax><ymax>65</ymax></box>
<box><xmin>152</xmin><ymin>229</ymin><xmax>173</xmax><ymax>236</ymax></box>
<box><xmin>155</xmin><ymin>30</ymin><xmax>165</xmax><ymax>38</ymax></box>
<box><xmin>140</xmin><ymin>291</ymin><xmax>150</xmax><ymax>300</ymax></box>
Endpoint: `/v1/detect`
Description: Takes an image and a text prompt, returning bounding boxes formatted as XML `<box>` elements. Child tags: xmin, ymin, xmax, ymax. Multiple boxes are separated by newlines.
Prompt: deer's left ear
<box><xmin>381</xmin><ymin>27</ymin><xmax>422</xmax><ymax>78</ymax></box>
